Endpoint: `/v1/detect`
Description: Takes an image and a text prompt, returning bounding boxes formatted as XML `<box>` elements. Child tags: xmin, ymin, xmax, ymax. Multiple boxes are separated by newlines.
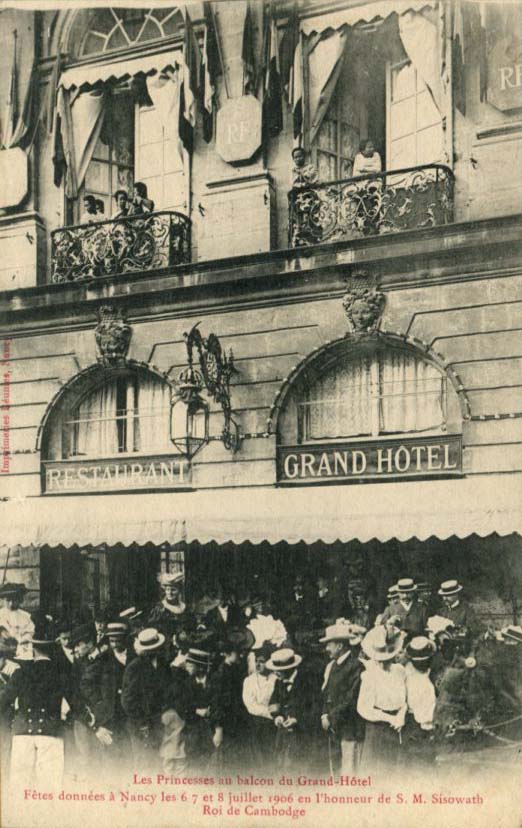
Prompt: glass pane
<box><xmin>105</xmin><ymin>27</ymin><xmax>127</xmax><ymax>52</ymax></box>
<box><xmin>391</xmin><ymin>62</ymin><xmax>415</xmax><ymax>102</ymax></box>
<box><xmin>416</xmin><ymin>89</ymin><xmax>441</xmax><ymax>130</ymax></box>
<box><xmin>416</xmin><ymin>124</ymin><xmax>443</xmax><ymax>165</ymax></box>
<box><xmin>82</xmin><ymin>31</ymin><xmax>108</xmax><ymax>56</ymax></box>
<box><xmin>390</xmin><ymin>97</ymin><xmax>416</xmax><ymax>140</ymax></box>
<box><xmin>389</xmin><ymin>134</ymin><xmax>416</xmax><ymax>169</ymax></box>
<box><xmin>138</xmin><ymin>108</ymin><xmax>164</xmax><ymax>145</ymax></box>
<box><xmin>139</xmin><ymin>143</ymin><xmax>163</xmax><ymax>177</ymax></box>
<box><xmin>93</xmin><ymin>136</ymin><xmax>109</xmax><ymax>161</ymax></box>
<box><xmin>379</xmin><ymin>352</ymin><xmax>445</xmax><ymax>433</ymax></box>
<box><xmin>304</xmin><ymin>357</ymin><xmax>373</xmax><ymax>440</ymax></box>
<box><xmin>85</xmin><ymin>160</ymin><xmax>110</xmax><ymax>193</ymax></box>
<box><xmin>139</xmin><ymin>19</ymin><xmax>162</xmax><ymax>43</ymax></box>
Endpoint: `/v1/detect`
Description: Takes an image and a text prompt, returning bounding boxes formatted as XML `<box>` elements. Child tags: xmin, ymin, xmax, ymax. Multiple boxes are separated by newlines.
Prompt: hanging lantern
<box><xmin>170</xmin><ymin>366</ymin><xmax>209</xmax><ymax>459</ymax></box>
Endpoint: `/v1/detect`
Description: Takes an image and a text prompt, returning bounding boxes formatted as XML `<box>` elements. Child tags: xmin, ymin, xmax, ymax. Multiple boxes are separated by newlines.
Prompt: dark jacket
<box><xmin>322</xmin><ymin>652</ymin><xmax>364</xmax><ymax>741</ymax></box>
<box><xmin>70</xmin><ymin>651</ymin><xmax>104</xmax><ymax>720</ymax></box>
<box><xmin>439</xmin><ymin>601</ymin><xmax>480</xmax><ymax>635</ymax></box>
<box><xmin>380</xmin><ymin>599</ymin><xmax>428</xmax><ymax>638</ymax></box>
<box><xmin>88</xmin><ymin>649</ymin><xmax>134</xmax><ymax>731</ymax></box>
<box><xmin>0</xmin><ymin>658</ymin><xmax>88</xmax><ymax>737</ymax></box>
<box><xmin>209</xmin><ymin>661</ymin><xmax>248</xmax><ymax>734</ymax></box>
<box><xmin>269</xmin><ymin>666</ymin><xmax>321</xmax><ymax>734</ymax></box>
<box><xmin>204</xmin><ymin>605</ymin><xmax>242</xmax><ymax>638</ymax></box>
<box><xmin>121</xmin><ymin>655</ymin><xmax>171</xmax><ymax>729</ymax></box>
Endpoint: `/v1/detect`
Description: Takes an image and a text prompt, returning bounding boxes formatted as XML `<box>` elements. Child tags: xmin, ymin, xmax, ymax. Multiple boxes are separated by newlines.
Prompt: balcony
<box><xmin>288</xmin><ymin>163</ymin><xmax>455</xmax><ymax>248</ymax></box>
<box><xmin>51</xmin><ymin>211</ymin><xmax>191</xmax><ymax>283</ymax></box>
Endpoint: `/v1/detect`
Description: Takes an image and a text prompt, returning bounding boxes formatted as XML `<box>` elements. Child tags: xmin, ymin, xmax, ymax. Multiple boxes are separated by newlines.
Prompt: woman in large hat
<box><xmin>357</xmin><ymin>625</ymin><xmax>407</xmax><ymax>773</ymax></box>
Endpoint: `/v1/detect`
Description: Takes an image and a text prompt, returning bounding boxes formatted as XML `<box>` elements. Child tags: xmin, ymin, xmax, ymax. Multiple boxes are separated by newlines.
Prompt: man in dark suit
<box><xmin>209</xmin><ymin>636</ymin><xmax>251</xmax><ymax>771</ymax></box>
<box><xmin>204</xmin><ymin>591</ymin><xmax>242</xmax><ymax>639</ymax></box>
<box><xmin>380</xmin><ymin>578</ymin><xmax>427</xmax><ymax>640</ymax></box>
<box><xmin>86</xmin><ymin>621</ymin><xmax>134</xmax><ymax>769</ymax></box>
<box><xmin>121</xmin><ymin>627</ymin><xmax>171</xmax><ymax>771</ymax></box>
<box><xmin>438</xmin><ymin>580</ymin><xmax>480</xmax><ymax>637</ymax></box>
<box><xmin>267</xmin><ymin>648</ymin><xmax>322</xmax><ymax>773</ymax></box>
<box><xmin>319</xmin><ymin>621</ymin><xmax>366</xmax><ymax>774</ymax></box>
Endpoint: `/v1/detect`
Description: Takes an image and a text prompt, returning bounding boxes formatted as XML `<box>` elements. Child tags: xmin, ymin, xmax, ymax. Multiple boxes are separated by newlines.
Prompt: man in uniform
<box><xmin>0</xmin><ymin>624</ymin><xmax>95</xmax><ymax>791</ymax></box>
<box><xmin>319</xmin><ymin>621</ymin><xmax>365</xmax><ymax>774</ymax></box>
<box><xmin>380</xmin><ymin>578</ymin><xmax>427</xmax><ymax>640</ymax></box>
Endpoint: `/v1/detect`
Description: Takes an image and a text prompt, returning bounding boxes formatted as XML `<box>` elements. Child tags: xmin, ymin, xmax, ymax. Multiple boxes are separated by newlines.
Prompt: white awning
<box><xmin>302</xmin><ymin>1</ymin><xmax>437</xmax><ymax>36</ymax></box>
<box><xmin>1</xmin><ymin>475</ymin><xmax>521</xmax><ymax>549</ymax></box>
<box><xmin>59</xmin><ymin>50</ymin><xmax>181</xmax><ymax>91</ymax></box>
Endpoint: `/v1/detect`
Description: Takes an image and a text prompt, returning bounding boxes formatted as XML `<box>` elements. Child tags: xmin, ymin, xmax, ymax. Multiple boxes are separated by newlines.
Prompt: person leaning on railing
<box><xmin>128</xmin><ymin>182</ymin><xmax>155</xmax><ymax>216</ymax></box>
<box><xmin>352</xmin><ymin>138</ymin><xmax>383</xmax><ymax>237</ymax></box>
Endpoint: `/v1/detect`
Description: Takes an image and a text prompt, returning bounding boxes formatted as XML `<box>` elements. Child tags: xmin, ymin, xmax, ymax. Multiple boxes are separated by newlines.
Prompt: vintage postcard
<box><xmin>0</xmin><ymin>0</ymin><xmax>521</xmax><ymax>826</ymax></box>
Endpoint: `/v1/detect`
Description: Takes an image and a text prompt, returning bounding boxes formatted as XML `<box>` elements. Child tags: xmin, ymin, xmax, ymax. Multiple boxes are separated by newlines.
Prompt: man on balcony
<box><xmin>128</xmin><ymin>182</ymin><xmax>155</xmax><ymax>216</ymax></box>
<box><xmin>113</xmin><ymin>190</ymin><xmax>130</xmax><ymax>219</ymax></box>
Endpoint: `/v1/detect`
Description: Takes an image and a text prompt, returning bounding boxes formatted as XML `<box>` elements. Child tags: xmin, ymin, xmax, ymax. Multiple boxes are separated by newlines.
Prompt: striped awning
<box><xmin>59</xmin><ymin>50</ymin><xmax>181</xmax><ymax>90</ymax></box>
<box><xmin>301</xmin><ymin>1</ymin><xmax>437</xmax><ymax>36</ymax></box>
<box><xmin>0</xmin><ymin>475</ymin><xmax>520</xmax><ymax>549</ymax></box>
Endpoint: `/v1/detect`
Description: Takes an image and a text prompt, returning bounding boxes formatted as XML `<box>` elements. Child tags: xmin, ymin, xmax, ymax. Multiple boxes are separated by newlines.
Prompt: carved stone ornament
<box><xmin>342</xmin><ymin>286</ymin><xmax>385</xmax><ymax>336</ymax></box>
<box><xmin>95</xmin><ymin>305</ymin><xmax>132</xmax><ymax>366</ymax></box>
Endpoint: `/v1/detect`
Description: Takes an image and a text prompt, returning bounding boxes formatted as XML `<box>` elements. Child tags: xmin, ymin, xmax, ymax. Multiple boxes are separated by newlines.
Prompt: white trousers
<box><xmin>340</xmin><ymin>739</ymin><xmax>360</xmax><ymax>775</ymax></box>
<box><xmin>10</xmin><ymin>735</ymin><xmax>64</xmax><ymax>791</ymax></box>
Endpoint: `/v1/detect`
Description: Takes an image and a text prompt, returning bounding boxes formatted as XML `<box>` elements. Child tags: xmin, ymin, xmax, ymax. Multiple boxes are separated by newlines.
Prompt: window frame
<box><xmin>297</xmin><ymin>349</ymin><xmax>451</xmax><ymax>446</ymax></box>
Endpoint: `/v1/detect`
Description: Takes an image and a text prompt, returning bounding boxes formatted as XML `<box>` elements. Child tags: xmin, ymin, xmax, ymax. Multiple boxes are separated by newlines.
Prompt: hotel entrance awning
<box><xmin>1</xmin><ymin>476</ymin><xmax>521</xmax><ymax>549</ymax></box>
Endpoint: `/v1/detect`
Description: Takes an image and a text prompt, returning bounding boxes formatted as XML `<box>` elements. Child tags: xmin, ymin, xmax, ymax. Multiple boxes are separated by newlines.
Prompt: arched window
<box><xmin>54</xmin><ymin>370</ymin><xmax>172</xmax><ymax>459</ymax></box>
<box><xmin>277</xmin><ymin>342</ymin><xmax>462</xmax><ymax>447</ymax></box>
<box><xmin>79</xmin><ymin>8</ymin><xmax>182</xmax><ymax>57</ymax></box>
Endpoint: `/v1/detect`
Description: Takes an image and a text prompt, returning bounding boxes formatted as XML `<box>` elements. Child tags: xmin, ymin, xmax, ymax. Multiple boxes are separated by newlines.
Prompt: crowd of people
<box><xmin>0</xmin><ymin>572</ymin><xmax>521</xmax><ymax>790</ymax></box>
<box><xmin>80</xmin><ymin>182</ymin><xmax>155</xmax><ymax>225</ymax></box>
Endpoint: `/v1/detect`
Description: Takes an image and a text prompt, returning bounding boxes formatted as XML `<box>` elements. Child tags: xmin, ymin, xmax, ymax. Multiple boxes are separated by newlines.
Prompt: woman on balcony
<box><xmin>352</xmin><ymin>139</ymin><xmax>383</xmax><ymax>237</ymax></box>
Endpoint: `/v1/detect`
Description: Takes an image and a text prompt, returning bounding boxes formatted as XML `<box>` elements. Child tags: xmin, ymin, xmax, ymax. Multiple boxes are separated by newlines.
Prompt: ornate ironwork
<box><xmin>288</xmin><ymin>163</ymin><xmax>455</xmax><ymax>248</ymax></box>
<box><xmin>51</xmin><ymin>211</ymin><xmax>191</xmax><ymax>283</ymax></box>
<box><xmin>184</xmin><ymin>323</ymin><xmax>240</xmax><ymax>452</ymax></box>
<box><xmin>94</xmin><ymin>305</ymin><xmax>132</xmax><ymax>367</ymax></box>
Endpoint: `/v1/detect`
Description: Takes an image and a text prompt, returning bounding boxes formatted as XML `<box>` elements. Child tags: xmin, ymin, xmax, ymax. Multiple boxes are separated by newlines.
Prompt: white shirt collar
<box><xmin>337</xmin><ymin>650</ymin><xmax>350</xmax><ymax>665</ymax></box>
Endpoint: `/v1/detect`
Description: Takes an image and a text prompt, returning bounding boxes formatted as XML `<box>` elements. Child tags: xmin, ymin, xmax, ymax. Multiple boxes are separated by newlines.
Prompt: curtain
<box><xmin>146</xmin><ymin>68</ymin><xmax>180</xmax><ymax>136</ymax></box>
<box><xmin>57</xmin><ymin>86</ymin><xmax>106</xmax><ymax>199</ymax></box>
<box><xmin>135</xmin><ymin>375</ymin><xmax>172</xmax><ymax>453</ymax></box>
<box><xmin>379</xmin><ymin>352</ymin><xmax>445</xmax><ymax>434</ymax></box>
<box><xmin>74</xmin><ymin>382</ymin><xmax>119</xmax><ymax>457</ymax></box>
<box><xmin>306</xmin><ymin>357</ymin><xmax>372</xmax><ymax>439</ymax></box>
<box><xmin>398</xmin><ymin>7</ymin><xmax>442</xmax><ymax>110</ymax></box>
<box><xmin>308</xmin><ymin>29</ymin><xmax>348</xmax><ymax>147</ymax></box>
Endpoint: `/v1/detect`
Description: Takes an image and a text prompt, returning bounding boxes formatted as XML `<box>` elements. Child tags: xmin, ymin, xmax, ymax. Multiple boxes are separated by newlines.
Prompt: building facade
<box><xmin>0</xmin><ymin>0</ymin><xmax>521</xmax><ymax>624</ymax></box>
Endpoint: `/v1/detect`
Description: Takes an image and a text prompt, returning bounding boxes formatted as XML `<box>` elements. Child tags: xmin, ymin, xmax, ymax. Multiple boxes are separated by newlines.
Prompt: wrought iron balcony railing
<box><xmin>288</xmin><ymin>163</ymin><xmax>455</xmax><ymax>248</ymax></box>
<box><xmin>51</xmin><ymin>210</ymin><xmax>191</xmax><ymax>283</ymax></box>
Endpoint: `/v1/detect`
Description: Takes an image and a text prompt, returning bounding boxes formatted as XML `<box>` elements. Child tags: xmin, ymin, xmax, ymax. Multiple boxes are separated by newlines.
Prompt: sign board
<box><xmin>0</xmin><ymin>148</ymin><xmax>28</xmax><ymax>209</ymax></box>
<box><xmin>43</xmin><ymin>455</ymin><xmax>191</xmax><ymax>494</ymax></box>
<box><xmin>277</xmin><ymin>435</ymin><xmax>462</xmax><ymax>485</ymax></box>
<box><xmin>487</xmin><ymin>30</ymin><xmax>522</xmax><ymax>111</ymax></box>
<box><xmin>216</xmin><ymin>96</ymin><xmax>262</xmax><ymax>164</ymax></box>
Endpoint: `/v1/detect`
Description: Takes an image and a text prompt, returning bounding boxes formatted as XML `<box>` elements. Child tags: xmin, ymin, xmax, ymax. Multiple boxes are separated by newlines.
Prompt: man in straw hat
<box><xmin>176</xmin><ymin>648</ymin><xmax>216</xmax><ymax>770</ymax></box>
<box><xmin>0</xmin><ymin>582</ymin><xmax>34</xmax><ymax>659</ymax></box>
<box><xmin>357</xmin><ymin>625</ymin><xmax>407</xmax><ymax>773</ymax></box>
<box><xmin>121</xmin><ymin>627</ymin><xmax>170</xmax><ymax>770</ymax></box>
<box><xmin>437</xmin><ymin>580</ymin><xmax>480</xmax><ymax>637</ymax></box>
<box><xmin>380</xmin><ymin>579</ymin><xmax>428</xmax><ymax>640</ymax></box>
<box><xmin>319</xmin><ymin>620</ymin><xmax>366</xmax><ymax>774</ymax></box>
<box><xmin>0</xmin><ymin>621</ymin><xmax>93</xmax><ymax>790</ymax></box>
<box><xmin>267</xmin><ymin>647</ymin><xmax>322</xmax><ymax>771</ymax></box>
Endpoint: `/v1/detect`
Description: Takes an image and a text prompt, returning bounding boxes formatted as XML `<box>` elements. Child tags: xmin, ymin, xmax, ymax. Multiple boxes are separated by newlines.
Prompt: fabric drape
<box><xmin>398</xmin><ymin>7</ymin><xmax>442</xmax><ymax>109</ymax></box>
<box><xmin>308</xmin><ymin>29</ymin><xmax>348</xmax><ymax>147</ymax></box>
<box><xmin>379</xmin><ymin>352</ymin><xmax>445</xmax><ymax>434</ymax></box>
<box><xmin>74</xmin><ymin>382</ymin><xmax>119</xmax><ymax>457</ymax></box>
<box><xmin>57</xmin><ymin>86</ymin><xmax>106</xmax><ymax>199</ymax></box>
<box><xmin>146</xmin><ymin>68</ymin><xmax>180</xmax><ymax>135</ymax></box>
<box><xmin>306</xmin><ymin>357</ymin><xmax>372</xmax><ymax>439</ymax></box>
<box><xmin>135</xmin><ymin>375</ymin><xmax>172</xmax><ymax>454</ymax></box>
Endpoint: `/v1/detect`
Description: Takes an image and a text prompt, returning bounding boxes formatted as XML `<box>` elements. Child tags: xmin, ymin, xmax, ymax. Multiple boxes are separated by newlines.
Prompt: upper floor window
<box><xmin>79</xmin><ymin>8</ymin><xmax>182</xmax><ymax>57</ymax></box>
<box><xmin>306</xmin><ymin>4</ymin><xmax>448</xmax><ymax>181</ymax></box>
<box><xmin>67</xmin><ymin>370</ymin><xmax>172</xmax><ymax>458</ymax></box>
